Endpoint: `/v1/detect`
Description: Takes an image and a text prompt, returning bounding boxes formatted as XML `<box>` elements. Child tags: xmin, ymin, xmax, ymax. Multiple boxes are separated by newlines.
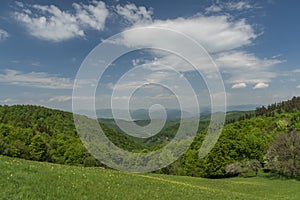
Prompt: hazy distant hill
<box><xmin>227</xmin><ymin>104</ymin><xmax>261</xmax><ymax>111</ymax></box>
<box><xmin>96</xmin><ymin>108</ymin><xmax>194</xmax><ymax>120</ymax></box>
<box><xmin>95</xmin><ymin>104</ymin><xmax>260</xmax><ymax>120</ymax></box>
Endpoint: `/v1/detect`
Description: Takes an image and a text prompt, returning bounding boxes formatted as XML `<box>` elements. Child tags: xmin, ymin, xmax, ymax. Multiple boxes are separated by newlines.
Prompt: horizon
<box><xmin>0</xmin><ymin>101</ymin><xmax>276</xmax><ymax>120</ymax></box>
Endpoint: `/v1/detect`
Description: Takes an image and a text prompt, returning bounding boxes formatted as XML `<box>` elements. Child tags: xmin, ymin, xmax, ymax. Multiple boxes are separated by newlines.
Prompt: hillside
<box><xmin>98</xmin><ymin>110</ymin><xmax>253</xmax><ymax>148</ymax></box>
<box><xmin>0</xmin><ymin>105</ymin><xmax>143</xmax><ymax>167</ymax></box>
<box><xmin>1</xmin><ymin>97</ymin><xmax>300</xmax><ymax>179</ymax></box>
<box><xmin>163</xmin><ymin>109</ymin><xmax>300</xmax><ymax>178</ymax></box>
<box><xmin>1</xmin><ymin>155</ymin><xmax>300</xmax><ymax>200</ymax></box>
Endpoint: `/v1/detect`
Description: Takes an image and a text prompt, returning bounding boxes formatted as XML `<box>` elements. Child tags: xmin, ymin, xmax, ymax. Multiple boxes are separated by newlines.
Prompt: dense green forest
<box><xmin>161</xmin><ymin>97</ymin><xmax>300</xmax><ymax>178</ymax></box>
<box><xmin>0</xmin><ymin>105</ymin><xmax>99</xmax><ymax>166</ymax></box>
<box><xmin>1</xmin><ymin>96</ymin><xmax>300</xmax><ymax>178</ymax></box>
<box><xmin>0</xmin><ymin>105</ymin><xmax>143</xmax><ymax>167</ymax></box>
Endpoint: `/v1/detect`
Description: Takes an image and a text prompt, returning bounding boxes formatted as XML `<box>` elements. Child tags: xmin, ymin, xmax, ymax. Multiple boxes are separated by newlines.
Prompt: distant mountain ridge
<box><xmin>95</xmin><ymin>104</ymin><xmax>260</xmax><ymax>120</ymax></box>
<box><xmin>96</xmin><ymin>108</ymin><xmax>194</xmax><ymax>120</ymax></box>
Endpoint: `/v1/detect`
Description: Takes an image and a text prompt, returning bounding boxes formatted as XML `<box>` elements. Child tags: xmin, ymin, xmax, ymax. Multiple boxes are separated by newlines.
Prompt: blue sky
<box><xmin>0</xmin><ymin>0</ymin><xmax>300</xmax><ymax>113</ymax></box>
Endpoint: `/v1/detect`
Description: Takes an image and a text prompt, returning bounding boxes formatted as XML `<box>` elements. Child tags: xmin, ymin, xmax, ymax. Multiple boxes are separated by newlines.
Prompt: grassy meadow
<box><xmin>1</xmin><ymin>155</ymin><xmax>300</xmax><ymax>200</ymax></box>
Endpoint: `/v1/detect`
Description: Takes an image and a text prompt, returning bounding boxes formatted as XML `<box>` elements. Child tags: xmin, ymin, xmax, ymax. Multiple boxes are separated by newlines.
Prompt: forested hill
<box><xmin>0</xmin><ymin>105</ymin><xmax>103</xmax><ymax>166</ymax></box>
<box><xmin>162</xmin><ymin>97</ymin><xmax>300</xmax><ymax>178</ymax></box>
<box><xmin>0</xmin><ymin>105</ymin><xmax>143</xmax><ymax>167</ymax></box>
<box><xmin>255</xmin><ymin>96</ymin><xmax>300</xmax><ymax>117</ymax></box>
<box><xmin>1</xmin><ymin>96</ymin><xmax>300</xmax><ymax>179</ymax></box>
<box><xmin>0</xmin><ymin>105</ymin><xmax>75</xmax><ymax>135</ymax></box>
<box><xmin>230</xmin><ymin>96</ymin><xmax>300</xmax><ymax>121</ymax></box>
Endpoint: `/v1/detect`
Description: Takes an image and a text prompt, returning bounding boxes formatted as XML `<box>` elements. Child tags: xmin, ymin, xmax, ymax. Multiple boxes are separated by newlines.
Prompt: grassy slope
<box><xmin>1</xmin><ymin>156</ymin><xmax>300</xmax><ymax>200</ymax></box>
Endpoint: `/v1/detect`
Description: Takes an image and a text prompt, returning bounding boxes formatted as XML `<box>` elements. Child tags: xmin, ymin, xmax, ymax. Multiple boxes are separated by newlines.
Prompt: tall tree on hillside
<box><xmin>29</xmin><ymin>134</ymin><xmax>48</xmax><ymax>161</ymax></box>
<box><xmin>266</xmin><ymin>129</ymin><xmax>300</xmax><ymax>178</ymax></box>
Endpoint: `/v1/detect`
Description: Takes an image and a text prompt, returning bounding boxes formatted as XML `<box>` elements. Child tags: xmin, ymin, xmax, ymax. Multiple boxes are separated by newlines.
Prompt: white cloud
<box><xmin>15</xmin><ymin>1</ymin><xmax>24</xmax><ymax>8</ymax></box>
<box><xmin>72</xmin><ymin>1</ymin><xmax>108</xmax><ymax>30</ymax></box>
<box><xmin>113</xmin><ymin>14</ymin><xmax>282</xmax><ymax>87</ymax></box>
<box><xmin>232</xmin><ymin>82</ymin><xmax>247</xmax><ymax>89</ymax></box>
<box><xmin>297</xmin><ymin>85</ymin><xmax>300</xmax><ymax>89</ymax></box>
<box><xmin>292</xmin><ymin>69</ymin><xmax>300</xmax><ymax>73</ymax></box>
<box><xmin>216</xmin><ymin>51</ymin><xmax>283</xmax><ymax>84</ymax></box>
<box><xmin>48</xmin><ymin>95</ymin><xmax>72</xmax><ymax>102</ymax></box>
<box><xmin>130</xmin><ymin>54</ymin><xmax>201</xmax><ymax>73</ymax></box>
<box><xmin>253</xmin><ymin>82</ymin><xmax>269</xmax><ymax>89</ymax></box>
<box><xmin>116</xmin><ymin>3</ymin><xmax>153</xmax><ymax>24</ymax></box>
<box><xmin>216</xmin><ymin>51</ymin><xmax>283</xmax><ymax>69</ymax></box>
<box><xmin>103</xmin><ymin>66</ymin><xmax>203</xmax><ymax>111</ymax></box>
<box><xmin>205</xmin><ymin>5</ymin><xmax>222</xmax><ymax>13</ymax></box>
<box><xmin>0</xmin><ymin>29</ymin><xmax>9</xmax><ymax>41</ymax></box>
<box><xmin>226</xmin><ymin>1</ymin><xmax>253</xmax><ymax>11</ymax></box>
<box><xmin>205</xmin><ymin>1</ymin><xmax>255</xmax><ymax>13</ymax></box>
<box><xmin>14</xmin><ymin>1</ymin><xmax>109</xmax><ymax>42</ymax></box>
<box><xmin>48</xmin><ymin>95</ymin><xmax>96</xmax><ymax>104</ymax></box>
<box><xmin>119</xmin><ymin>15</ymin><xmax>257</xmax><ymax>53</ymax></box>
<box><xmin>0</xmin><ymin>98</ymin><xmax>17</xmax><ymax>104</ymax></box>
<box><xmin>0</xmin><ymin>69</ymin><xmax>73</xmax><ymax>89</ymax></box>
<box><xmin>14</xmin><ymin>5</ymin><xmax>82</xmax><ymax>42</ymax></box>
<box><xmin>132</xmin><ymin>58</ymin><xmax>144</xmax><ymax>66</ymax></box>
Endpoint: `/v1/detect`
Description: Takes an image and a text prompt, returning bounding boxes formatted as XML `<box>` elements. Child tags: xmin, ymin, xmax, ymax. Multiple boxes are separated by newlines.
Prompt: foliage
<box><xmin>265</xmin><ymin>129</ymin><xmax>300</xmax><ymax>178</ymax></box>
<box><xmin>0</xmin><ymin>105</ymin><xmax>141</xmax><ymax>167</ymax></box>
<box><xmin>255</xmin><ymin>96</ymin><xmax>300</xmax><ymax>117</ymax></box>
<box><xmin>226</xmin><ymin>159</ymin><xmax>261</xmax><ymax>177</ymax></box>
<box><xmin>163</xmin><ymin>114</ymin><xmax>300</xmax><ymax>178</ymax></box>
<box><xmin>161</xmin><ymin>116</ymin><xmax>273</xmax><ymax>178</ymax></box>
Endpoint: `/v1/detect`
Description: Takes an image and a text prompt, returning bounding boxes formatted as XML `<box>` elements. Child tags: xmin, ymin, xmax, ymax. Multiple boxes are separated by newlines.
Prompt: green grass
<box><xmin>1</xmin><ymin>156</ymin><xmax>300</xmax><ymax>200</ymax></box>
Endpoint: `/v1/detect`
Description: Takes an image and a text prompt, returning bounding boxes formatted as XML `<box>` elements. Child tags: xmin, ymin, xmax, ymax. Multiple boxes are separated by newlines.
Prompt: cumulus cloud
<box><xmin>14</xmin><ymin>1</ymin><xmax>109</xmax><ymax>42</ymax></box>
<box><xmin>232</xmin><ymin>83</ymin><xmax>247</xmax><ymax>89</ymax></box>
<box><xmin>0</xmin><ymin>69</ymin><xmax>73</xmax><ymax>89</ymax></box>
<box><xmin>253</xmin><ymin>82</ymin><xmax>269</xmax><ymax>89</ymax></box>
<box><xmin>0</xmin><ymin>29</ymin><xmax>9</xmax><ymax>41</ymax></box>
<box><xmin>112</xmin><ymin>3</ymin><xmax>280</xmax><ymax>91</ymax></box>
<box><xmin>72</xmin><ymin>1</ymin><xmax>108</xmax><ymax>30</ymax></box>
<box><xmin>119</xmin><ymin>15</ymin><xmax>257</xmax><ymax>53</ymax></box>
<box><xmin>115</xmin><ymin>3</ymin><xmax>153</xmax><ymax>24</ymax></box>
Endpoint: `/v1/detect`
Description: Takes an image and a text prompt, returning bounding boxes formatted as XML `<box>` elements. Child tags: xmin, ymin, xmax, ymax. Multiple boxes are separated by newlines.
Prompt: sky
<box><xmin>0</xmin><ymin>0</ymin><xmax>300</xmax><ymax>114</ymax></box>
